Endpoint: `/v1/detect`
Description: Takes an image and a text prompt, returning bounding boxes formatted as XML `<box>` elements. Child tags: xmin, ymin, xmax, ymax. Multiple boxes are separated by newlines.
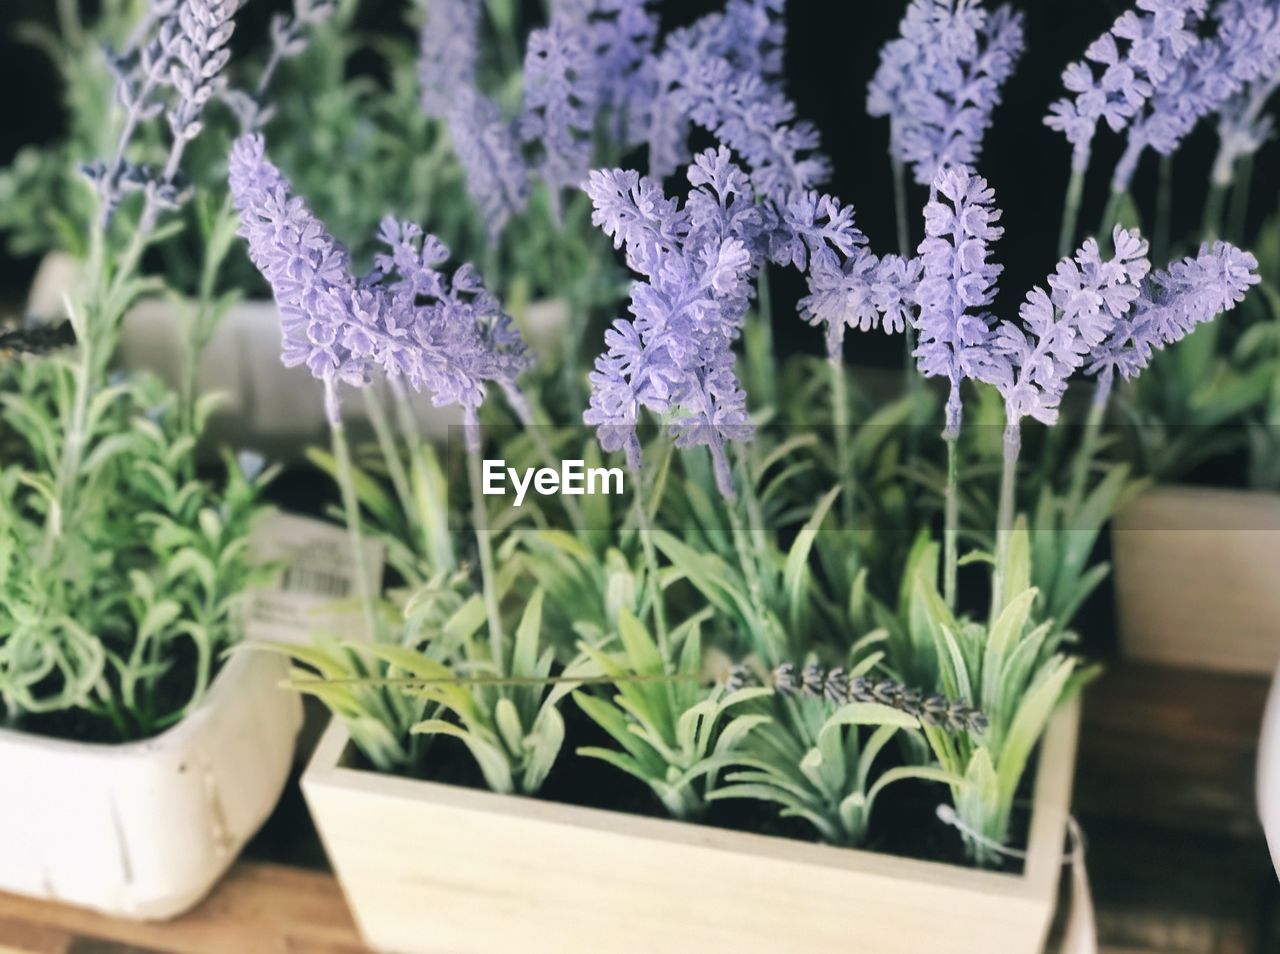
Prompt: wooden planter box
<box><xmin>0</xmin><ymin>651</ymin><xmax>302</xmax><ymax>919</ymax></box>
<box><xmin>302</xmin><ymin>698</ymin><xmax>1080</xmax><ymax>954</ymax></box>
<box><xmin>1112</xmin><ymin>485</ymin><xmax>1280</xmax><ymax>675</ymax></box>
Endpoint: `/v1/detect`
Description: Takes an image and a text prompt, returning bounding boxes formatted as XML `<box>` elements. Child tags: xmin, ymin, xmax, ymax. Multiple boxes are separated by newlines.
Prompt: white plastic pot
<box><xmin>1259</xmin><ymin>661</ymin><xmax>1280</xmax><ymax>878</ymax></box>
<box><xmin>0</xmin><ymin>649</ymin><xmax>301</xmax><ymax>919</ymax></box>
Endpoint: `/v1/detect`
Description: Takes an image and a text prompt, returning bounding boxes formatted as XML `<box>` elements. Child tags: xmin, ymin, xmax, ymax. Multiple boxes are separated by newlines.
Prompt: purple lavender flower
<box><xmin>1045</xmin><ymin>0</ymin><xmax>1207</xmax><ymax>171</ymax></box>
<box><xmin>912</xmin><ymin>165</ymin><xmax>1006</xmax><ymax>438</ymax></box>
<box><xmin>418</xmin><ymin>0</ymin><xmax>481</xmax><ymax>119</ymax></box>
<box><xmin>774</xmin><ymin>191</ymin><xmax>921</xmax><ymax>361</ymax></box>
<box><xmin>1086</xmin><ymin>240</ymin><xmax>1260</xmax><ymax>400</ymax></box>
<box><xmin>225</xmin><ymin>0</ymin><xmax>338</xmax><ymax>131</ymax></box>
<box><xmin>867</xmin><ymin>0</ymin><xmax>1025</xmax><ymax>187</ymax></box>
<box><xmin>990</xmin><ymin>227</ymin><xmax>1150</xmax><ymax>425</ymax></box>
<box><xmin>519</xmin><ymin>19</ymin><xmax>599</xmax><ymax>218</ymax></box>
<box><xmin>447</xmin><ymin>87</ymin><xmax>530</xmax><ymax>241</ymax></box>
<box><xmin>585</xmin><ymin>148</ymin><xmax>766</xmax><ymax>495</ymax></box>
<box><xmin>1210</xmin><ymin>1</ymin><xmax>1280</xmax><ymax>186</ymax></box>
<box><xmin>1113</xmin><ymin>2</ymin><xmax>1280</xmax><ymax>191</ymax></box>
<box><xmin>645</xmin><ymin>0</ymin><xmax>822</xmax><ymax>200</ymax></box>
<box><xmin>228</xmin><ymin>134</ymin><xmax>531</xmax><ymax>435</ymax></box>
<box><xmin>86</xmin><ymin>0</ymin><xmax>242</xmax><ymax>224</ymax></box>
<box><xmin>552</xmin><ymin>0</ymin><xmax>659</xmax><ymax>145</ymax></box>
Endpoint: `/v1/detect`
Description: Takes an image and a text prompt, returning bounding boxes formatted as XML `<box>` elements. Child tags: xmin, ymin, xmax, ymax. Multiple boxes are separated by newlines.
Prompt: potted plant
<box><xmin>218</xmin><ymin>2</ymin><xmax>1262</xmax><ymax>950</ymax></box>
<box><xmin>1041</xmin><ymin>0</ymin><xmax>1280</xmax><ymax>674</ymax></box>
<box><xmin>0</xmin><ymin>0</ymin><xmax>321</xmax><ymax>919</ymax></box>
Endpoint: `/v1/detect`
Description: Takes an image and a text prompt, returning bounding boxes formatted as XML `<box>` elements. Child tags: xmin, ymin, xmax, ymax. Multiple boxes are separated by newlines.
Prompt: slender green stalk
<box><xmin>990</xmin><ymin>423</ymin><xmax>1020</xmax><ymax>620</ymax></box>
<box><xmin>749</xmin><ymin>268</ymin><xmax>777</xmax><ymax>410</ymax></box>
<box><xmin>1098</xmin><ymin>189</ymin><xmax>1125</xmax><ymax>246</ymax></box>
<box><xmin>1057</xmin><ymin>166</ymin><xmax>1086</xmax><ymax>259</ymax></box>
<box><xmin>1067</xmin><ymin>385</ymin><xmax>1109</xmax><ymax>507</ymax></box>
<box><xmin>1227</xmin><ymin>153</ymin><xmax>1254</xmax><ymax>244</ymax></box>
<box><xmin>1154</xmin><ymin>154</ymin><xmax>1173</xmax><ymax>265</ymax></box>
<box><xmin>891</xmin><ymin>158</ymin><xmax>911</xmax><ymax>258</ymax></box>
<box><xmin>632</xmin><ymin>495</ymin><xmax>669</xmax><ymax>663</ymax></box>
<box><xmin>329</xmin><ymin>394</ymin><xmax>380</xmax><ymax>642</ymax></box>
<box><xmin>943</xmin><ymin>434</ymin><xmax>959</xmax><ymax>611</ymax></box>
<box><xmin>467</xmin><ymin>443</ymin><xmax>506</xmax><ymax>667</ymax></box>
<box><xmin>1202</xmin><ymin>179</ymin><xmax>1229</xmax><ymax>241</ymax></box>
<box><xmin>830</xmin><ymin>357</ymin><xmax>856</xmax><ymax>530</ymax></box>
<box><xmin>363</xmin><ymin>387</ymin><xmax>415</xmax><ymax>533</ymax></box>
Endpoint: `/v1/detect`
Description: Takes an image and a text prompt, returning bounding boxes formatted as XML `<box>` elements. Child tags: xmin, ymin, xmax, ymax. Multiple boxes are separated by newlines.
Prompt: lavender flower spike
<box><xmin>1045</xmin><ymin>0</ymin><xmax>1207</xmax><ymax>171</ymax></box>
<box><xmin>519</xmin><ymin>18</ymin><xmax>599</xmax><ymax>219</ymax></box>
<box><xmin>912</xmin><ymin>164</ymin><xmax>1005</xmax><ymax>438</ymax></box>
<box><xmin>991</xmin><ymin>227</ymin><xmax>1150</xmax><ymax>426</ymax></box>
<box><xmin>867</xmin><ymin>0</ymin><xmax>1025</xmax><ymax>187</ymax></box>
<box><xmin>228</xmin><ymin>134</ymin><xmax>372</xmax><ymax>422</ymax></box>
<box><xmin>419</xmin><ymin>0</ymin><xmax>481</xmax><ymax>120</ymax></box>
<box><xmin>228</xmin><ymin>134</ymin><xmax>532</xmax><ymax>435</ymax></box>
<box><xmin>584</xmin><ymin>148</ymin><xmax>765</xmax><ymax>496</ymax></box>
<box><xmin>447</xmin><ymin>87</ymin><xmax>530</xmax><ymax>241</ymax></box>
<box><xmin>1086</xmin><ymin>240</ymin><xmax>1259</xmax><ymax>404</ymax></box>
<box><xmin>1113</xmin><ymin>1</ymin><xmax>1280</xmax><ymax>193</ymax></box>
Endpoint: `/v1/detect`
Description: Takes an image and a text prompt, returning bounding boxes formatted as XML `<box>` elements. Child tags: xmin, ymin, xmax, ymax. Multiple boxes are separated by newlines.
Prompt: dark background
<box><xmin>1</xmin><ymin>0</ymin><xmax>1276</xmax><ymax>363</ymax></box>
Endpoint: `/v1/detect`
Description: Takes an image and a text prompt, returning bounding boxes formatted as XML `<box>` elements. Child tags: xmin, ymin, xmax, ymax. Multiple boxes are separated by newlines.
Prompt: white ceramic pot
<box><xmin>0</xmin><ymin>649</ymin><xmax>301</xmax><ymax>919</ymax></box>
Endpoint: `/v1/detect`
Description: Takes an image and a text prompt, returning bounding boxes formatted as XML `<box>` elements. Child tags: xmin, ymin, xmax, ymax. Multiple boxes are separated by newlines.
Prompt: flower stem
<box><xmin>328</xmin><ymin>396</ymin><xmax>380</xmax><ymax>642</ymax></box>
<box><xmin>830</xmin><ymin>357</ymin><xmax>856</xmax><ymax>531</ymax></box>
<box><xmin>1228</xmin><ymin>153</ymin><xmax>1254</xmax><ymax>244</ymax></box>
<box><xmin>1154</xmin><ymin>154</ymin><xmax>1173</xmax><ymax>265</ymax></box>
<box><xmin>990</xmin><ymin>422</ymin><xmax>1020</xmax><ymax>619</ymax></box>
<box><xmin>632</xmin><ymin>495</ymin><xmax>669</xmax><ymax>663</ymax></box>
<box><xmin>943</xmin><ymin>433</ymin><xmax>959</xmax><ymax>611</ymax></box>
<box><xmin>467</xmin><ymin>445</ymin><xmax>505</xmax><ymax>668</ymax></box>
<box><xmin>1202</xmin><ymin>179</ymin><xmax>1229</xmax><ymax>242</ymax></box>
<box><xmin>1068</xmin><ymin>378</ymin><xmax>1110</xmax><ymax>507</ymax></box>
<box><xmin>1057</xmin><ymin>166</ymin><xmax>1085</xmax><ymax>259</ymax></box>
<box><xmin>891</xmin><ymin>158</ymin><xmax>911</xmax><ymax>257</ymax></box>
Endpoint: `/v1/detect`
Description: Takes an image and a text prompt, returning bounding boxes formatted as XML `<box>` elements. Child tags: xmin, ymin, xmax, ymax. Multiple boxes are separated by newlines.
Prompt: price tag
<box><xmin>245</xmin><ymin>511</ymin><xmax>384</xmax><ymax>644</ymax></box>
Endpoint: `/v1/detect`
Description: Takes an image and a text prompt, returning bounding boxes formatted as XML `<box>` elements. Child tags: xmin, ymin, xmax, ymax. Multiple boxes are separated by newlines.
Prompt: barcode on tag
<box><xmin>245</xmin><ymin>511</ymin><xmax>384</xmax><ymax>644</ymax></box>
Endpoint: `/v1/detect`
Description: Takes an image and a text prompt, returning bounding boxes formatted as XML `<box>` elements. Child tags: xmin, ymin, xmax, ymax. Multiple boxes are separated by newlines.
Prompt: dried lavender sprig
<box><xmin>767</xmin><ymin>663</ymin><xmax>989</xmax><ymax>733</ymax></box>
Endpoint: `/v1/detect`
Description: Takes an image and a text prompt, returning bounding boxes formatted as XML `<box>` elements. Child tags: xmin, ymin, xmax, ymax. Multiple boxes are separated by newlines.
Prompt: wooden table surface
<box><xmin>0</xmin><ymin>662</ymin><xmax>1276</xmax><ymax>954</ymax></box>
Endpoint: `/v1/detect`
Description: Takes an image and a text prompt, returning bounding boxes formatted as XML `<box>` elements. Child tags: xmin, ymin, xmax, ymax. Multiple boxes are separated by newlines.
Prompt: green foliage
<box><xmin>575</xmin><ymin>609</ymin><xmax>771</xmax><ymax>820</ymax></box>
<box><xmin>0</xmin><ymin>362</ymin><xmax>272</xmax><ymax>738</ymax></box>
<box><xmin>710</xmin><ymin>654</ymin><xmax>956</xmax><ymax>846</ymax></box>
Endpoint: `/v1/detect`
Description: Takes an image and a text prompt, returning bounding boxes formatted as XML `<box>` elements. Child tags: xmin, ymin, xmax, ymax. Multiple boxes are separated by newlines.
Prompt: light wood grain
<box><xmin>0</xmin><ymin>862</ymin><xmax>367</xmax><ymax>954</ymax></box>
<box><xmin>303</xmin><ymin>699</ymin><xmax>1080</xmax><ymax>954</ymax></box>
<box><xmin>1112</xmin><ymin>486</ymin><xmax>1280</xmax><ymax>675</ymax></box>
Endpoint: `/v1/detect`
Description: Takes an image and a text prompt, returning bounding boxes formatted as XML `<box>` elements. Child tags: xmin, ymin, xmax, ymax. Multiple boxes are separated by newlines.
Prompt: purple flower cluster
<box><xmin>867</xmin><ymin>0</ymin><xmax>1025</xmax><ymax>187</ymax></box>
<box><xmin>447</xmin><ymin>87</ymin><xmax>531</xmax><ymax>241</ymax></box>
<box><xmin>418</xmin><ymin>0</ymin><xmax>482</xmax><ymax>120</ymax></box>
<box><xmin>912</xmin><ymin>165</ymin><xmax>1005</xmax><ymax>438</ymax></box>
<box><xmin>781</xmin><ymin>192</ymin><xmax>921</xmax><ymax>361</ymax></box>
<box><xmin>551</xmin><ymin>0</ymin><xmax>659</xmax><ymax>145</ymax></box>
<box><xmin>87</xmin><ymin>0</ymin><xmax>242</xmax><ymax>224</ymax></box>
<box><xmin>518</xmin><ymin>19</ymin><xmax>600</xmax><ymax>219</ymax></box>
<box><xmin>990</xmin><ymin>228</ymin><xmax>1151</xmax><ymax>425</ymax></box>
<box><xmin>1045</xmin><ymin>0</ymin><xmax>1207</xmax><ymax>171</ymax></box>
<box><xmin>225</xmin><ymin>0</ymin><xmax>337</xmax><ymax>131</ymax></box>
<box><xmin>645</xmin><ymin>1</ymin><xmax>827</xmax><ymax>201</ymax></box>
<box><xmin>1113</xmin><ymin>0</ymin><xmax>1280</xmax><ymax>191</ymax></box>
<box><xmin>228</xmin><ymin>134</ymin><xmax>531</xmax><ymax>436</ymax></box>
<box><xmin>1086</xmin><ymin>240</ymin><xmax>1260</xmax><ymax>399</ymax></box>
<box><xmin>584</xmin><ymin>148</ymin><xmax>768</xmax><ymax>496</ymax></box>
<box><xmin>1211</xmin><ymin>0</ymin><xmax>1280</xmax><ymax>184</ymax></box>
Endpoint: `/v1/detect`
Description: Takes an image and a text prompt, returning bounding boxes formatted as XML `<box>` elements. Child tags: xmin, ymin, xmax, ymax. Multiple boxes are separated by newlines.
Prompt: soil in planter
<box><xmin>356</xmin><ymin>703</ymin><xmax>1035</xmax><ymax>874</ymax></box>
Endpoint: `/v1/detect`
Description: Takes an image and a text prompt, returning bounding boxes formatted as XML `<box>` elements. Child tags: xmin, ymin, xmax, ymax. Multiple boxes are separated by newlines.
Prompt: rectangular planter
<box><xmin>303</xmin><ymin>697</ymin><xmax>1080</xmax><ymax>954</ymax></box>
<box><xmin>1112</xmin><ymin>485</ymin><xmax>1280</xmax><ymax>674</ymax></box>
<box><xmin>0</xmin><ymin>650</ymin><xmax>302</xmax><ymax>920</ymax></box>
